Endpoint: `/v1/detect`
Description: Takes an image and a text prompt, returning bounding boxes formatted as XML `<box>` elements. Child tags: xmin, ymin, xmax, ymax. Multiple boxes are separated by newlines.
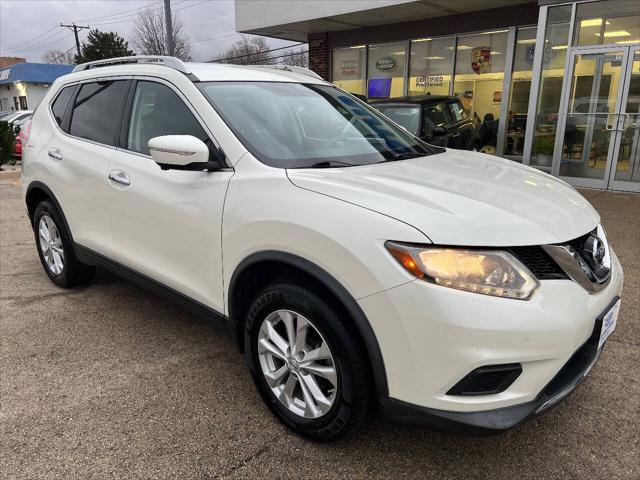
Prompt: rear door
<box><xmin>46</xmin><ymin>78</ymin><xmax>130</xmax><ymax>258</ymax></box>
<box><xmin>445</xmin><ymin>99</ymin><xmax>474</xmax><ymax>149</ymax></box>
<box><xmin>107</xmin><ymin>78</ymin><xmax>233</xmax><ymax>312</ymax></box>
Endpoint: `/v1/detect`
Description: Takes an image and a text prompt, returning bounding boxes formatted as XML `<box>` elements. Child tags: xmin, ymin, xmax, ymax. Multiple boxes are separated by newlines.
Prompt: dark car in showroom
<box><xmin>370</xmin><ymin>95</ymin><xmax>476</xmax><ymax>149</ymax></box>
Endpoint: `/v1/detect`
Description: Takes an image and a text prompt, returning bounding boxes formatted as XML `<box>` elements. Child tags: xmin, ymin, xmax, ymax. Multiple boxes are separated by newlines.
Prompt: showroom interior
<box><xmin>237</xmin><ymin>0</ymin><xmax>640</xmax><ymax>192</ymax></box>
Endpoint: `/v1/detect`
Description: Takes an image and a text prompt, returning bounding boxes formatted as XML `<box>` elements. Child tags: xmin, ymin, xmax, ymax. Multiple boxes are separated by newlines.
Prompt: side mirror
<box><xmin>148</xmin><ymin>135</ymin><xmax>210</xmax><ymax>170</ymax></box>
<box><xmin>432</xmin><ymin>126</ymin><xmax>447</xmax><ymax>137</ymax></box>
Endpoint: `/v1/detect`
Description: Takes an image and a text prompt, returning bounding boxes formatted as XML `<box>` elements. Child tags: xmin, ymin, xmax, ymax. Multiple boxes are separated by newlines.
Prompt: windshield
<box><xmin>198</xmin><ymin>82</ymin><xmax>443</xmax><ymax>168</ymax></box>
<box><xmin>372</xmin><ymin>106</ymin><xmax>421</xmax><ymax>136</ymax></box>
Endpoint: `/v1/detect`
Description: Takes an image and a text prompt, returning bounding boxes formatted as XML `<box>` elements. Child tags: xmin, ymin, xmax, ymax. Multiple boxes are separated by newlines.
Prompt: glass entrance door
<box><xmin>610</xmin><ymin>48</ymin><xmax>640</xmax><ymax>191</ymax></box>
<box><xmin>554</xmin><ymin>45</ymin><xmax>640</xmax><ymax>191</ymax></box>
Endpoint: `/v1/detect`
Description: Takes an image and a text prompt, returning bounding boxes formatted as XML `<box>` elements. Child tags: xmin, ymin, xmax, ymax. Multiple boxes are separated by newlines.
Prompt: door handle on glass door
<box><xmin>48</xmin><ymin>148</ymin><xmax>62</xmax><ymax>160</ymax></box>
<box><xmin>108</xmin><ymin>170</ymin><xmax>131</xmax><ymax>186</ymax></box>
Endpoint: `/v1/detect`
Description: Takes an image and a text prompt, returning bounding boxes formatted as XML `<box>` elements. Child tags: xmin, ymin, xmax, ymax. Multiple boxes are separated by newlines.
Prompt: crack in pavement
<box><xmin>209</xmin><ymin>445</ymin><xmax>270</xmax><ymax>479</ymax></box>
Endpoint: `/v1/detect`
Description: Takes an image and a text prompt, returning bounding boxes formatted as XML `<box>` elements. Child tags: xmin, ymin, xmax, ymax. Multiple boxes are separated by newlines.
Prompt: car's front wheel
<box><xmin>244</xmin><ymin>283</ymin><xmax>372</xmax><ymax>441</ymax></box>
<box><xmin>33</xmin><ymin>200</ymin><xmax>95</xmax><ymax>288</ymax></box>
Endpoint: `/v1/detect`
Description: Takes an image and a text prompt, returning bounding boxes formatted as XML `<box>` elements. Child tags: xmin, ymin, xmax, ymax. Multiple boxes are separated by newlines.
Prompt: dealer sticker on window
<box><xmin>599</xmin><ymin>299</ymin><xmax>621</xmax><ymax>350</ymax></box>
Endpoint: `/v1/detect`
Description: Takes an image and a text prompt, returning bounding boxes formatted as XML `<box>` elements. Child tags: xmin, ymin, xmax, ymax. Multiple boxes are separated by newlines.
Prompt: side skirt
<box><xmin>75</xmin><ymin>244</ymin><xmax>228</xmax><ymax>330</ymax></box>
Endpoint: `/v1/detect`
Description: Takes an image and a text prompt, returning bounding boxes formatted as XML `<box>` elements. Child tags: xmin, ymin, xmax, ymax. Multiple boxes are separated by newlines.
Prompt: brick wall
<box><xmin>0</xmin><ymin>57</ymin><xmax>26</xmax><ymax>69</ymax></box>
<box><xmin>308</xmin><ymin>37</ymin><xmax>329</xmax><ymax>80</ymax></box>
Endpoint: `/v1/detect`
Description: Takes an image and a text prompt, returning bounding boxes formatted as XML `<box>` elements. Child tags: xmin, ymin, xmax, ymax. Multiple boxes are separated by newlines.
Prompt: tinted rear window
<box><xmin>51</xmin><ymin>86</ymin><xmax>74</xmax><ymax>127</ymax></box>
<box><xmin>69</xmin><ymin>81</ymin><xmax>127</xmax><ymax>145</ymax></box>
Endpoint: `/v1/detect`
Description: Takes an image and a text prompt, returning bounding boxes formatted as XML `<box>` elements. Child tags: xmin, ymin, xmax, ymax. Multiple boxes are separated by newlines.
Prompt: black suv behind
<box><xmin>370</xmin><ymin>96</ymin><xmax>476</xmax><ymax>150</ymax></box>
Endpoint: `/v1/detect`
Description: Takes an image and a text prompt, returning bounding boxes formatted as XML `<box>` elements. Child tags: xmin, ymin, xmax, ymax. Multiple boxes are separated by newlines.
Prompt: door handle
<box><xmin>108</xmin><ymin>170</ymin><xmax>131</xmax><ymax>186</ymax></box>
<box><xmin>48</xmin><ymin>148</ymin><xmax>62</xmax><ymax>160</ymax></box>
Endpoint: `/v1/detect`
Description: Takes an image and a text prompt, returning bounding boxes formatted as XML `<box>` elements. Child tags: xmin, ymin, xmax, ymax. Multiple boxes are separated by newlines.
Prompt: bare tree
<box><xmin>213</xmin><ymin>35</ymin><xmax>274</xmax><ymax>65</ymax></box>
<box><xmin>133</xmin><ymin>7</ymin><xmax>192</xmax><ymax>61</ymax></box>
<box><xmin>280</xmin><ymin>47</ymin><xmax>308</xmax><ymax>68</ymax></box>
<box><xmin>42</xmin><ymin>49</ymin><xmax>75</xmax><ymax>65</ymax></box>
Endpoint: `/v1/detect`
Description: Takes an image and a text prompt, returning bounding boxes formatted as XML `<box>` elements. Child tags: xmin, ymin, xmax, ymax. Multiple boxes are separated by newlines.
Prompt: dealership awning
<box><xmin>235</xmin><ymin>0</ymin><xmax>536</xmax><ymax>42</ymax></box>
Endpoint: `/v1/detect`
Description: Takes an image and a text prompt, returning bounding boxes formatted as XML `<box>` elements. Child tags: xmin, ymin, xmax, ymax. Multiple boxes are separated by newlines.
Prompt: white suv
<box><xmin>21</xmin><ymin>56</ymin><xmax>623</xmax><ymax>441</ymax></box>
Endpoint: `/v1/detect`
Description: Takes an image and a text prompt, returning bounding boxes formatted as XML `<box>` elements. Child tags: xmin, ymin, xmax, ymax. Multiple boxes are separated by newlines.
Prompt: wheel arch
<box><xmin>228</xmin><ymin>250</ymin><xmax>389</xmax><ymax>400</ymax></box>
<box><xmin>25</xmin><ymin>181</ymin><xmax>74</xmax><ymax>242</ymax></box>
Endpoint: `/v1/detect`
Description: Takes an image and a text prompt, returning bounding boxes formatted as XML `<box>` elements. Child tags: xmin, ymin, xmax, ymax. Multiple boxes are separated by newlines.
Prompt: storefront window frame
<box><xmin>522</xmin><ymin>3</ymin><xmax>578</xmax><ymax>167</ymax></box>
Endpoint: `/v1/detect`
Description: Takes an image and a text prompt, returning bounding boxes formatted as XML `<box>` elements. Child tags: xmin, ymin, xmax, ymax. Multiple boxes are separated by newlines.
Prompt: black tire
<box><xmin>33</xmin><ymin>200</ymin><xmax>95</xmax><ymax>288</ymax></box>
<box><xmin>244</xmin><ymin>282</ymin><xmax>372</xmax><ymax>442</ymax></box>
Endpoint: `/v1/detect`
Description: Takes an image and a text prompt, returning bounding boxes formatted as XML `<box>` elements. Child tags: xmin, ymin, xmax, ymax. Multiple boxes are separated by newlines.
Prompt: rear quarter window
<box><xmin>50</xmin><ymin>86</ymin><xmax>75</xmax><ymax>128</ymax></box>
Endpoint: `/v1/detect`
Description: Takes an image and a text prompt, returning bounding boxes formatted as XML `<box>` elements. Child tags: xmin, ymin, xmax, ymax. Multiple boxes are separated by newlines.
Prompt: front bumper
<box><xmin>358</xmin><ymin>249</ymin><xmax>624</xmax><ymax>430</ymax></box>
<box><xmin>380</xmin><ymin>312</ymin><xmax>607</xmax><ymax>435</ymax></box>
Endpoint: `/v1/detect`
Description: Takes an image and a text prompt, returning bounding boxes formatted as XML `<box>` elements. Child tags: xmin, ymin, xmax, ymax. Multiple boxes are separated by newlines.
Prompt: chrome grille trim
<box><xmin>542</xmin><ymin>225</ymin><xmax>612</xmax><ymax>293</ymax></box>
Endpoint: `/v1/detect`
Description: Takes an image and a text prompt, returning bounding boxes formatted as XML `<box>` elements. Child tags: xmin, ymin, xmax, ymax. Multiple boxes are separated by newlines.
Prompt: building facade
<box><xmin>0</xmin><ymin>63</ymin><xmax>73</xmax><ymax>112</ymax></box>
<box><xmin>236</xmin><ymin>0</ymin><xmax>640</xmax><ymax>191</ymax></box>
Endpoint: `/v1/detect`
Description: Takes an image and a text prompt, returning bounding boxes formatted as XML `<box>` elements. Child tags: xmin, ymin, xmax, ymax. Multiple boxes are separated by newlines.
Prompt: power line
<box><xmin>175</xmin><ymin>0</ymin><xmax>211</xmax><ymax>12</ymax></box>
<box><xmin>46</xmin><ymin>46</ymin><xmax>76</xmax><ymax>64</ymax></box>
<box><xmin>2</xmin><ymin>25</ymin><xmax>58</xmax><ymax>52</ymax></box>
<box><xmin>210</xmin><ymin>42</ymin><xmax>306</xmax><ymax>63</ymax></box>
<box><xmin>3</xmin><ymin>31</ymin><xmax>73</xmax><ymax>55</ymax></box>
<box><xmin>73</xmin><ymin>1</ymin><xmax>161</xmax><ymax>23</ymax></box>
<box><xmin>192</xmin><ymin>32</ymin><xmax>243</xmax><ymax>46</ymax></box>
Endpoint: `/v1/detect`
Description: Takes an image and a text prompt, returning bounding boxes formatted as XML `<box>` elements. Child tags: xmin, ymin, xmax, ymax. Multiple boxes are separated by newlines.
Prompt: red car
<box><xmin>13</xmin><ymin>119</ymin><xmax>31</xmax><ymax>159</ymax></box>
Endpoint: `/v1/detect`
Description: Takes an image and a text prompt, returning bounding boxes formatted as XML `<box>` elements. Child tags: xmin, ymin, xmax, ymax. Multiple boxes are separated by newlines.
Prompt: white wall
<box><xmin>235</xmin><ymin>0</ymin><xmax>414</xmax><ymax>31</ymax></box>
<box><xmin>0</xmin><ymin>82</ymin><xmax>51</xmax><ymax>111</ymax></box>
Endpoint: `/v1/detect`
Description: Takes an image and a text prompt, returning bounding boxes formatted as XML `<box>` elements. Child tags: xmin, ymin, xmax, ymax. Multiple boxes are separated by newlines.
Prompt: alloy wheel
<box><xmin>257</xmin><ymin>309</ymin><xmax>338</xmax><ymax>419</ymax></box>
<box><xmin>38</xmin><ymin>215</ymin><xmax>64</xmax><ymax>275</ymax></box>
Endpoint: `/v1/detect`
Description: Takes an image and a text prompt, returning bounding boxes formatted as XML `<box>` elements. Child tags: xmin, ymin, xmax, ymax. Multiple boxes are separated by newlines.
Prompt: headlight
<box><xmin>385</xmin><ymin>242</ymin><xmax>539</xmax><ymax>300</ymax></box>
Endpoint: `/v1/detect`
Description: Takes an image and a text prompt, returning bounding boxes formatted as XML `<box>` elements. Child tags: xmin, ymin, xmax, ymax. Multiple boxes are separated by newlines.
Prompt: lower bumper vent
<box><xmin>447</xmin><ymin>364</ymin><xmax>522</xmax><ymax>396</ymax></box>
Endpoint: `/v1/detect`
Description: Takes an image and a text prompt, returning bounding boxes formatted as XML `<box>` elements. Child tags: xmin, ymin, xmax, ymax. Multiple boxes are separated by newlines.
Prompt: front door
<box><xmin>107</xmin><ymin>79</ymin><xmax>233</xmax><ymax>313</ymax></box>
<box><xmin>554</xmin><ymin>45</ymin><xmax>640</xmax><ymax>191</ymax></box>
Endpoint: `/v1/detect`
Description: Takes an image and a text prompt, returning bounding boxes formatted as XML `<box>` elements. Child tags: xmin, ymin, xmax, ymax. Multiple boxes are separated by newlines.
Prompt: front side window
<box><xmin>127</xmin><ymin>81</ymin><xmax>209</xmax><ymax>155</ymax></box>
<box><xmin>198</xmin><ymin>82</ymin><xmax>442</xmax><ymax>168</ymax></box>
<box><xmin>50</xmin><ymin>86</ymin><xmax>75</xmax><ymax>127</ymax></box>
<box><xmin>69</xmin><ymin>80</ymin><xmax>127</xmax><ymax>145</ymax></box>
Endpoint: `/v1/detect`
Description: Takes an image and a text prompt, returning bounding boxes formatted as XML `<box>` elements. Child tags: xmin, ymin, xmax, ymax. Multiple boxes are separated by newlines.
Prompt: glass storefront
<box><xmin>504</xmin><ymin>27</ymin><xmax>537</xmax><ymax>159</ymax></box>
<box><xmin>574</xmin><ymin>0</ymin><xmax>640</xmax><ymax>47</ymax></box>
<box><xmin>367</xmin><ymin>42</ymin><xmax>407</xmax><ymax>99</ymax></box>
<box><xmin>332</xmin><ymin>46</ymin><xmax>367</xmax><ymax>96</ymax></box>
<box><xmin>529</xmin><ymin>5</ymin><xmax>573</xmax><ymax>169</ymax></box>
<box><xmin>408</xmin><ymin>37</ymin><xmax>454</xmax><ymax>97</ymax></box>
<box><xmin>329</xmin><ymin>0</ymin><xmax>640</xmax><ymax>190</ymax></box>
<box><xmin>453</xmin><ymin>30</ymin><xmax>508</xmax><ymax>132</ymax></box>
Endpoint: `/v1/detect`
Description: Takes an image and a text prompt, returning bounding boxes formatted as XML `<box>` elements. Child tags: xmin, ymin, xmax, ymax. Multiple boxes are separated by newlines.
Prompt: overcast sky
<box><xmin>0</xmin><ymin>0</ymin><xmax>296</xmax><ymax>63</ymax></box>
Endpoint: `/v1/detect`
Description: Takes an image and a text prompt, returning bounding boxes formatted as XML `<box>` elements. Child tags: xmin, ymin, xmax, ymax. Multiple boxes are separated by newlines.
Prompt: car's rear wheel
<box><xmin>245</xmin><ymin>283</ymin><xmax>372</xmax><ymax>442</ymax></box>
<box><xmin>33</xmin><ymin>200</ymin><xmax>95</xmax><ymax>288</ymax></box>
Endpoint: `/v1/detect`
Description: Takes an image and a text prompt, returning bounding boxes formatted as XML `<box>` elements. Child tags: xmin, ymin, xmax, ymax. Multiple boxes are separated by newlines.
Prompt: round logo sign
<box><xmin>584</xmin><ymin>235</ymin><xmax>606</xmax><ymax>267</ymax></box>
<box><xmin>376</xmin><ymin>57</ymin><xmax>396</xmax><ymax>71</ymax></box>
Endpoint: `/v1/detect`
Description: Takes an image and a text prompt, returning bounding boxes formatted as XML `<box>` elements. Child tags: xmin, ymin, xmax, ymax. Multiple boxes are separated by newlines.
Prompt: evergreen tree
<box><xmin>75</xmin><ymin>29</ymin><xmax>134</xmax><ymax>64</ymax></box>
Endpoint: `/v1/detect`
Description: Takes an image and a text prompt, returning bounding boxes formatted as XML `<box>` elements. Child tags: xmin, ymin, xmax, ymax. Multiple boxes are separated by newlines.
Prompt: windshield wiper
<box><xmin>309</xmin><ymin>160</ymin><xmax>357</xmax><ymax>168</ymax></box>
<box><xmin>387</xmin><ymin>152</ymin><xmax>428</xmax><ymax>161</ymax></box>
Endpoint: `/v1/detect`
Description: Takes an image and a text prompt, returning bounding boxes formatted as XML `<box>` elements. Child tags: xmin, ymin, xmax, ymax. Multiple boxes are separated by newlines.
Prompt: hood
<box><xmin>287</xmin><ymin>150</ymin><xmax>599</xmax><ymax>246</ymax></box>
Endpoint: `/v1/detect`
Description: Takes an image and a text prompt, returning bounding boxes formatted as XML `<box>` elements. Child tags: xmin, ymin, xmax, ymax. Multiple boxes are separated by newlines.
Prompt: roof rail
<box><xmin>248</xmin><ymin>64</ymin><xmax>324</xmax><ymax>81</ymax></box>
<box><xmin>72</xmin><ymin>55</ymin><xmax>191</xmax><ymax>75</ymax></box>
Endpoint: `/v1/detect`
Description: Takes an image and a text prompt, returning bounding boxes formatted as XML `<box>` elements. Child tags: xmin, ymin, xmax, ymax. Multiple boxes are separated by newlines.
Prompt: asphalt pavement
<box><xmin>1</xmin><ymin>176</ymin><xmax>639</xmax><ymax>479</ymax></box>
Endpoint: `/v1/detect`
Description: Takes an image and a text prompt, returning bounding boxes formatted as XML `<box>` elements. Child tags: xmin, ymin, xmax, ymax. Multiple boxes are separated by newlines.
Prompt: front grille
<box><xmin>510</xmin><ymin>246</ymin><xmax>568</xmax><ymax>280</ymax></box>
<box><xmin>447</xmin><ymin>364</ymin><xmax>522</xmax><ymax>396</ymax></box>
<box><xmin>566</xmin><ymin>228</ymin><xmax>597</xmax><ymax>261</ymax></box>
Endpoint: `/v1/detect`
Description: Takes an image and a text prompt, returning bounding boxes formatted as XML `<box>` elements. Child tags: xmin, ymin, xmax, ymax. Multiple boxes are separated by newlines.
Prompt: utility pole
<box><xmin>60</xmin><ymin>23</ymin><xmax>90</xmax><ymax>61</ymax></box>
<box><xmin>163</xmin><ymin>0</ymin><xmax>174</xmax><ymax>57</ymax></box>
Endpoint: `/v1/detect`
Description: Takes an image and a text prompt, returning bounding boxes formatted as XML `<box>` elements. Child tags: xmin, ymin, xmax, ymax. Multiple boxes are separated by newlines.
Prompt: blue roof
<box><xmin>0</xmin><ymin>62</ymin><xmax>73</xmax><ymax>85</ymax></box>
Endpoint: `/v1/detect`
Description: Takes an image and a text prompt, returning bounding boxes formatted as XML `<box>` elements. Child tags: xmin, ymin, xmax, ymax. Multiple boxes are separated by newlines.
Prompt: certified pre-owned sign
<box><xmin>376</xmin><ymin>57</ymin><xmax>396</xmax><ymax>71</ymax></box>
